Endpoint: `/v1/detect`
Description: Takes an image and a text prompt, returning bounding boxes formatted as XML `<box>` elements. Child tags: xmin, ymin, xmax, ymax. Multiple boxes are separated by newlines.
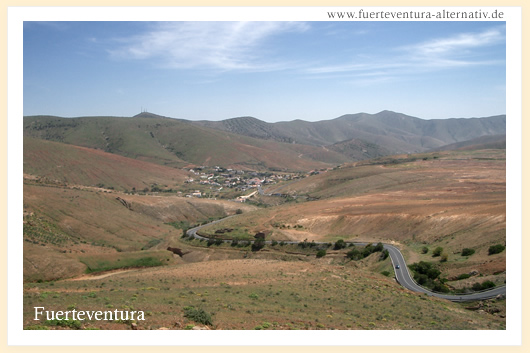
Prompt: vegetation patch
<box><xmin>79</xmin><ymin>251</ymin><xmax>170</xmax><ymax>273</ymax></box>
<box><xmin>488</xmin><ymin>244</ymin><xmax>505</xmax><ymax>255</ymax></box>
<box><xmin>408</xmin><ymin>261</ymin><xmax>449</xmax><ymax>293</ymax></box>
<box><xmin>346</xmin><ymin>243</ymin><xmax>385</xmax><ymax>261</ymax></box>
<box><xmin>183</xmin><ymin>306</ymin><xmax>213</xmax><ymax>326</ymax></box>
<box><xmin>461</xmin><ymin>248</ymin><xmax>476</xmax><ymax>256</ymax></box>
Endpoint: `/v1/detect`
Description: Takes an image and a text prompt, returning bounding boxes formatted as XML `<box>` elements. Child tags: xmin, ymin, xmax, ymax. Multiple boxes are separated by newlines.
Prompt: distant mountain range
<box><xmin>23</xmin><ymin>110</ymin><xmax>506</xmax><ymax>171</ymax></box>
<box><xmin>194</xmin><ymin>110</ymin><xmax>506</xmax><ymax>154</ymax></box>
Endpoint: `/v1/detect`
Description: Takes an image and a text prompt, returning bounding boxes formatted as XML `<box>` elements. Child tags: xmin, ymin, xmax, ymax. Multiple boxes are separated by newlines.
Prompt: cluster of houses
<box><xmin>183</xmin><ymin>166</ymin><xmax>304</xmax><ymax>199</ymax></box>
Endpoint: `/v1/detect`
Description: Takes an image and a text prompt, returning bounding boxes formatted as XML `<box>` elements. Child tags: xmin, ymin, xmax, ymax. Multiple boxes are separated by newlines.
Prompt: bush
<box><xmin>488</xmin><ymin>244</ymin><xmax>505</xmax><ymax>255</ymax></box>
<box><xmin>409</xmin><ymin>261</ymin><xmax>441</xmax><ymax>280</ymax></box>
<box><xmin>333</xmin><ymin>239</ymin><xmax>346</xmax><ymax>250</ymax></box>
<box><xmin>457</xmin><ymin>273</ymin><xmax>471</xmax><ymax>280</ymax></box>
<box><xmin>316</xmin><ymin>249</ymin><xmax>326</xmax><ymax>258</ymax></box>
<box><xmin>471</xmin><ymin>280</ymin><xmax>496</xmax><ymax>292</ymax></box>
<box><xmin>440</xmin><ymin>253</ymin><xmax>448</xmax><ymax>262</ymax></box>
<box><xmin>346</xmin><ymin>247</ymin><xmax>362</xmax><ymax>260</ymax></box>
<box><xmin>236</xmin><ymin>209</ymin><xmax>243</xmax><ymax>214</ymax></box>
<box><xmin>432</xmin><ymin>247</ymin><xmax>443</xmax><ymax>257</ymax></box>
<box><xmin>461</xmin><ymin>248</ymin><xmax>475</xmax><ymax>256</ymax></box>
<box><xmin>481</xmin><ymin>280</ymin><xmax>496</xmax><ymax>289</ymax></box>
<box><xmin>45</xmin><ymin>319</ymin><xmax>82</xmax><ymax>330</ymax></box>
<box><xmin>251</xmin><ymin>238</ymin><xmax>265</xmax><ymax>252</ymax></box>
<box><xmin>421</xmin><ymin>246</ymin><xmax>429</xmax><ymax>254</ymax></box>
<box><xmin>183</xmin><ymin>306</ymin><xmax>213</xmax><ymax>326</ymax></box>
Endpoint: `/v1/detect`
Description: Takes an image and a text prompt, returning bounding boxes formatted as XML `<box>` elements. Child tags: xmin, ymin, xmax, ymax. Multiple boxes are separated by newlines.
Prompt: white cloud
<box><xmin>304</xmin><ymin>26</ymin><xmax>505</xmax><ymax>83</ymax></box>
<box><xmin>409</xmin><ymin>27</ymin><xmax>505</xmax><ymax>57</ymax></box>
<box><xmin>109</xmin><ymin>21</ymin><xmax>308</xmax><ymax>71</ymax></box>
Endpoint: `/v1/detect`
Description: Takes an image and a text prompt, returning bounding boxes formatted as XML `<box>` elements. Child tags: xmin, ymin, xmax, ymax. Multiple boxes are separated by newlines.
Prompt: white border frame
<box><xmin>8</xmin><ymin>6</ymin><xmax>522</xmax><ymax>346</ymax></box>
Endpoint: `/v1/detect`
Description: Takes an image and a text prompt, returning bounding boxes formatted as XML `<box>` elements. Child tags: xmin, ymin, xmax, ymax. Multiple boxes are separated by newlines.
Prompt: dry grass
<box><xmin>23</xmin><ymin>254</ymin><xmax>506</xmax><ymax>330</ymax></box>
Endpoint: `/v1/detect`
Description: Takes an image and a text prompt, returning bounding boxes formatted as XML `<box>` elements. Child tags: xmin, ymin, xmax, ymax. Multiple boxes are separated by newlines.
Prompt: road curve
<box><xmin>187</xmin><ymin>219</ymin><xmax>506</xmax><ymax>302</ymax></box>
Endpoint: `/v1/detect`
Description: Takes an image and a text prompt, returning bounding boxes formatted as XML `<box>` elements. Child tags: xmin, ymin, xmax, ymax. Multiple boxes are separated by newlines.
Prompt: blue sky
<box><xmin>23</xmin><ymin>21</ymin><xmax>506</xmax><ymax>122</ymax></box>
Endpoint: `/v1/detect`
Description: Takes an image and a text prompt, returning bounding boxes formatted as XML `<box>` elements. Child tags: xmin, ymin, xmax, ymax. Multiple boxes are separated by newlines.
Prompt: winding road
<box><xmin>187</xmin><ymin>218</ymin><xmax>506</xmax><ymax>302</ymax></box>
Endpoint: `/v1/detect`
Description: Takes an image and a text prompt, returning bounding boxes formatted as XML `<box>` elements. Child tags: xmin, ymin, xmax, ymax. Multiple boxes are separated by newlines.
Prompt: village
<box><xmin>182</xmin><ymin>166</ymin><xmax>311</xmax><ymax>201</ymax></box>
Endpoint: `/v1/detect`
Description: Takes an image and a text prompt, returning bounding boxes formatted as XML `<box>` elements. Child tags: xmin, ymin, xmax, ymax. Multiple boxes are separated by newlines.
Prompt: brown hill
<box><xmin>23</xmin><ymin>179</ymin><xmax>257</xmax><ymax>281</ymax></box>
<box><xmin>24</xmin><ymin>137</ymin><xmax>189</xmax><ymax>191</ymax></box>
<box><xmin>202</xmin><ymin>149</ymin><xmax>506</xmax><ymax>278</ymax></box>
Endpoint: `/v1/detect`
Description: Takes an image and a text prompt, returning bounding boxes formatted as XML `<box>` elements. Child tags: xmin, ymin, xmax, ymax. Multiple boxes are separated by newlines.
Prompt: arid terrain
<box><xmin>22</xmin><ymin>114</ymin><xmax>506</xmax><ymax>330</ymax></box>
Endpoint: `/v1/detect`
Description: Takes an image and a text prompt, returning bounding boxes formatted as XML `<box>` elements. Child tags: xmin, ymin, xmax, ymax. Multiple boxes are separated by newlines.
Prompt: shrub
<box><xmin>333</xmin><ymin>239</ymin><xmax>346</xmax><ymax>250</ymax></box>
<box><xmin>461</xmin><ymin>248</ymin><xmax>475</xmax><ymax>256</ymax></box>
<box><xmin>409</xmin><ymin>261</ymin><xmax>441</xmax><ymax>281</ymax></box>
<box><xmin>236</xmin><ymin>209</ymin><xmax>243</xmax><ymax>214</ymax></box>
<box><xmin>488</xmin><ymin>244</ymin><xmax>505</xmax><ymax>255</ymax></box>
<box><xmin>45</xmin><ymin>319</ymin><xmax>82</xmax><ymax>330</ymax></box>
<box><xmin>482</xmin><ymin>280</ymin><xmax>496</xmax><ymax>289</ymax></box>
<box><xmin>381</xmin><ymin>271</ymin><xmax>391</xmax><ymax>277</ymax></box>
<box><xmin>316</xmin><ymin>249</ymin><xmax>326</xmax><ymax>258</ymax></box>
<box><xmin>432</xmin><ymin>247</ymin><xmax>443</xmax><ymax>257</ymax></box>
<box><xmin>457</xmin><ymin>273</ymin><xmax>471</xmax><ymax>280</ymax></box>
<box><xmin>421</xmin><ymin>246</ymin><xmax>429</xmax><ymax>254</ymax></box>
<box><xmin>472</xmin><ymin>282</ymin><xmax>483</xmax><ymax>291</ymax></box>
<box><xmin>183</xmin><ymin>306</ymin><xmax>213</xmax><ymax>326</ymax></box>
<box><xmin>251</xmin><ymin>238</ymin><xmax>265</xmax><ymax>252</ymax></box>
<box><xmin>346</xmin><ymin>247</ymin><xmax>361</xmax><ymax>260</ymax></box>
<box><xmin>440</xmin><ymin>253</ymin><xmax>448</xmax><ymax>262</ymax></box>
<box><xmin>379</xmin><ymin>249</ymin><xmax>389</xmax><ymax>261</ymax></box>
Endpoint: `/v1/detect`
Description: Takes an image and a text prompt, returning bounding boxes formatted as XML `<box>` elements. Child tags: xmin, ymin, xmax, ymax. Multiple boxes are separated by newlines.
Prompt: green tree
<box><xmin>316</xmin><ymin>249</ymin><xmax>327</xmax><ymax>258</ymax></box>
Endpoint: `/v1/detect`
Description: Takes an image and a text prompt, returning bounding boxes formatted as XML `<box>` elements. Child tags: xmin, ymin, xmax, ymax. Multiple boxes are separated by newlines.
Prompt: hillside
<box><xmin>202</xmin><ymin>149</ymin><xmax>506</xmax><ymax>281</ymax></box>
<box><xmin>23</xmin><ymin>179</ymin><xmax>257</xmax><ymax>281</ymax></box>
<box><xmin>429</xmin><ymin>134</ymin><xmax>506</xmax><ymax>152</ymax></box>
<box><xmin>23</xmin><ymin>115</ymin><xmax>349</xmax><ymax>171</ymax></box>
<box><xmin>24</xmin><ymin>137</ymin><xmax>189</xmax><ymax>191</ymax></box>
<box><xmin>195</xmin><ymin>111</ymin><xmax>506</xmax><ymax>154</ymax></box>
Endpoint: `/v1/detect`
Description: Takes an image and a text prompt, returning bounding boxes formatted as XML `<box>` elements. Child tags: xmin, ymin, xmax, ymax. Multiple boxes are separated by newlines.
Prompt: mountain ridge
<box><xmin>24</xmin><ymin>110</ymin><xmax>506</xmax><ymax>171</ymax></box>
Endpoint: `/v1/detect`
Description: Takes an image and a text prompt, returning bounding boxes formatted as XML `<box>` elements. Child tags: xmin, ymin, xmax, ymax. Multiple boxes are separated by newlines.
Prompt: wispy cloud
<box><xmin>304</xmin><ymin>26</ymin><xmax>505</xmax><ymax>84</ymax></box>
<box><xmin>109</xmin><ymin>21</ymin><xmax>308</xmax><ymax>72</ymax></box>
<box><xmin>407</xmin><ymin>27</ymin><xmax>504</xmax><ymax>57</ymax></box>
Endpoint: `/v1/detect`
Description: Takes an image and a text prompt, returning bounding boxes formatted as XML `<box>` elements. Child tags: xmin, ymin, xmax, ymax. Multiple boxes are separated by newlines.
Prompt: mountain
<box><xmin>23</xmin><ymin>115</ymin><xmax>350</xmax><ymax>171</ymax></box>
<box><xmin>195</xmin><ymin>110</ymin><xmax>506</xmax><ymax>154</ymax></box>
<box><xmin>24</xmin><ymin>110</ymin><xmax>506</xmax><ymax>172</ymax></box>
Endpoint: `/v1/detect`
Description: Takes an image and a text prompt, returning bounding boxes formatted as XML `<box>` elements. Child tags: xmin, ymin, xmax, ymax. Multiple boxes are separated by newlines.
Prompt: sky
<box><xmin>23</xmin><ymin>21</ymin><xmax>506</xmax><ymax>122</ymax></box>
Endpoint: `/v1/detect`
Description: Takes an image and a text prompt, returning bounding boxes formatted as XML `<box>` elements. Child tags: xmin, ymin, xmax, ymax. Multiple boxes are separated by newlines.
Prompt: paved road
<box><xmin>187</xmin><ymin>220</ymin><xmax>506</xmax><ymax>302</ymax></box>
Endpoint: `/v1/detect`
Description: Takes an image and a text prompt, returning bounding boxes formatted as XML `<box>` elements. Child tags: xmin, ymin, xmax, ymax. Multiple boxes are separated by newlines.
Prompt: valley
<box><xmin>22</xmin><ymin>111</ymin><xmax>507</xmax><ymax>330</ymax></box>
